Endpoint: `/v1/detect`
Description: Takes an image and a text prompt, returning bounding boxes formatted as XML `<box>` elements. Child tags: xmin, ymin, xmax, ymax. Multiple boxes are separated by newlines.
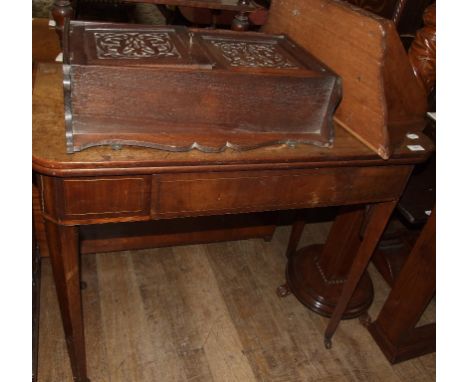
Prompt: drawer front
<box><xmin>152</xmin><ymin>166</ymin><xmax>409</xmax><ymax>218</ymax></box>
<box><xmin>59</xmin><ymin>176</ymin><xmax>151</xmax><ymax>222</ymax></box>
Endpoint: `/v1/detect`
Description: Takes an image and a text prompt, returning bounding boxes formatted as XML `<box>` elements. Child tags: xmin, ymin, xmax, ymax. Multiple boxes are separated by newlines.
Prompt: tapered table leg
<box><xmin>285</xmin><ymin>210</ymin><xmax>307</xmax><ymax>259</ymax></box>
<box><xmin>45</xmin><ymin>220</ymin><xmax>89</xmax><ymax>382</ymax></box>
<box><xmin>324</xmin><ymin>200</ymin><xmax>397</xmax><ymax>347</ymax></box>
<box><xmin>277</xmin><ymin>210</ymin><xmax>307</xmax><ymax>297</ymax></box>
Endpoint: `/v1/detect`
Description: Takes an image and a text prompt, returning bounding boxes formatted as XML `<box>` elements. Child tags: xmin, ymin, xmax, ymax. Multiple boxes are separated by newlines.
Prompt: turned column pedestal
<box><xmin>279</xmin><ymin>206</ymin><xmax>374</xmax><ymax>319</ymax></box>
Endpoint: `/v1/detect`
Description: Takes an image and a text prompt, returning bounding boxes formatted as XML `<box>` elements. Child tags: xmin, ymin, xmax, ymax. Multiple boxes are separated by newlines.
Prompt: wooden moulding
<box><xmin>62</xmin><ymin>20</ymin><xmax>341</xmax><ymax>153</ymax></box>
<box><xmin>263</xmin><ymin>0</ymin><xmax>428</xmax><ymax>159</ymax></box>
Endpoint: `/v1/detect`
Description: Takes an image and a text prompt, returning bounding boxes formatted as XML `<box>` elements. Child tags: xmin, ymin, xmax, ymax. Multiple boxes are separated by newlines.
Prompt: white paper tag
<box><xmin>427</xmin><ymin>112</ymin><xmax>436</xmax><ymax>121</ymax></box>
<box><xmin>55</xmin><ymin>52</ymin><xmax>63</xmax><ymax>62</ymax></box>
<box><xmin>406</xmin><ymin>133</ymin><xmax>419</xmax><ymax>140</ymax></box>
<box><xmin>48</xmin><ymin>19</ymin><xmax>56</xmax><ymax>27</ymax></box>
<box><xmin>425</xmin><ymin>210</ymin><xmax>432</xmax><ymax>216</ymax></box>
<box><xmin>407</xmin><ymin>145</ymin><xmax>425</xmax><ymax>151</ymax></box>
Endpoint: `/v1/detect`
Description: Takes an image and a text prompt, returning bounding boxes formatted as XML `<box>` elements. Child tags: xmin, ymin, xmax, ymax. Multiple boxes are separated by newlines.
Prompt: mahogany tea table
<box><xmin>33</xmin><ymin>63</ymin><xmax>432</xmax><ymax>382</ymax></box>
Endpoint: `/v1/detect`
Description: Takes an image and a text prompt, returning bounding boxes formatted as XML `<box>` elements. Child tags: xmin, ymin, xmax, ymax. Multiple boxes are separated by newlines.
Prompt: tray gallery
<box><xmin>62</xmin><ymin>21</ymin><xmax>341</xmax><ymax>153</ymax></box>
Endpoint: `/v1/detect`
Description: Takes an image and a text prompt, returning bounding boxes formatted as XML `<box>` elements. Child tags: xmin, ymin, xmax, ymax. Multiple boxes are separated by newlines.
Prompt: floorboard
<box><xmin>37</xmin><ymin>223</ymin><xmax>436</xmax><ymax>381</ymax></box>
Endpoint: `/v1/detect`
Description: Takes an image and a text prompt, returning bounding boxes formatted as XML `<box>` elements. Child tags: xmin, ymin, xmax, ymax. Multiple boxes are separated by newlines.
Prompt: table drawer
<box><xmin>58</xmin><ymin>176</ymin><xmax>152</xmax><ymax>222</ymax></box>
<box><xmin>151</xmin><ymin>167</ymin><xmax>407</xmax><ymax>218</ymax></box>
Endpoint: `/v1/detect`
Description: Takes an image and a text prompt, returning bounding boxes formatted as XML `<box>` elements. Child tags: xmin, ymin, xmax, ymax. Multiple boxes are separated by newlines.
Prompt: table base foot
<box><xmin>286</xmin><ymin>245</ymin><xmax>374</xmax><ymax>319</ymax></box>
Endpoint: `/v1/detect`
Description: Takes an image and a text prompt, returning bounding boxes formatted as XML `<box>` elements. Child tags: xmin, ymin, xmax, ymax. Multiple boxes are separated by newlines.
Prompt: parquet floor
<box><xmin>37</xmin><ymin>222</ymin><xmax>435</xmax><ymax>381</ymax></box>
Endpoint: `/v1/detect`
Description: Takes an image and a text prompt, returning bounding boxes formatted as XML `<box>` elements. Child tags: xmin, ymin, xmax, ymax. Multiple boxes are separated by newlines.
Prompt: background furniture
<box><xmin>368</xmin><ymin>207</ymin><xmax>436</xmax><ymax>363</ymax></box>
<box><xmin>32</xmin><ymin>216</ymin><xmax>41</xmax><ymax>382</ymax></box>
<box><xmin>51</xmin><ymin>0</ymin><xmax>262</xmax><ymax>42</ymax></box>
<box><xmin>371</xmin><ymin>1</ymin><xmax>435</xmax><ymax>304</ymax></box>
<box><xmin>123</xmin><ymin>0</ymin><xmax>260</xmax><ymax>30</ymax></box>
<box><xmin>345</xmin><ymin>0</ymin><xmax>434</xmax><ymax>45</ymax></box>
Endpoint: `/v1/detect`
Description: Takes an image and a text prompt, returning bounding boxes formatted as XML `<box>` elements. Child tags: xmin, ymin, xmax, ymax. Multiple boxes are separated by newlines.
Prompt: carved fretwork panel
<box><xmin>197</xmin><ymin>32</ymin><xmax>307</xmax><ymax>71</ymax></box>
<box><xmin>77</xmin><ymin>24</ymin><xmax>196</xmax><ymax>66</ymax></box>
<box><xmin>408</xmin><ymin>3</ymin><xmax>435</xmax><ymax>95</ymax></box>
<box><xmin>209</xmin><ymin>40</ymin><xmax>298</xmax><ymax>69</ymax></box>
<box><xmin>94</xmin><ymin>32</ymin><xmax>181</xmax><ymax>59</ymax></box>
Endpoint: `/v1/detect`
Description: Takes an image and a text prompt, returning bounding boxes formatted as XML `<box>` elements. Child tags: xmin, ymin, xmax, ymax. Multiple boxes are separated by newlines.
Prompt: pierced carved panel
<box><xmin>94</xmin><ymin>32</ymin><xmax>181</xmax><ymax>59</ymax></box>
<box><xmin>209</xmin><ymin>40</ymin><xmax>299</xmax><ymax>69</ymax></box>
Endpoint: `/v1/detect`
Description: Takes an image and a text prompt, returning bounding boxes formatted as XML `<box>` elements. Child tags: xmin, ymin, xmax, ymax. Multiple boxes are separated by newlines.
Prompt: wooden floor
<box><xmin>37</xmin><ymin>222</ymin><xmax>435</xmax><ymax>382</ymax></box>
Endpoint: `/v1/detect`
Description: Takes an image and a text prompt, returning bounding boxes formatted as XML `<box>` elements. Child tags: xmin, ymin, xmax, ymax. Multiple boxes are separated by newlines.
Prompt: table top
<box><xmin>32</xmin><ymin>63</ymin><xmax>432</xmax><ymax>177</ymax></box>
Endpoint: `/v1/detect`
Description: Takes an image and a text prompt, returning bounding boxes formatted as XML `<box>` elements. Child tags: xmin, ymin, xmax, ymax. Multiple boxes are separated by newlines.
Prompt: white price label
<box><xmin>407</xmin><ymin>145</ymin><xmax>425</xmax><ymax>151</ymax></box>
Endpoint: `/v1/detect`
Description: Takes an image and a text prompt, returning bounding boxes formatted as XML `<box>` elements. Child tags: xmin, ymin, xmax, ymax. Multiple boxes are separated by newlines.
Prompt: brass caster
<box><xmin>324</xmin><ymin>337</ymin><xmax>332</xmax><ymax>349</ymax></box>
<box><xmin>359</xmin><ymin>312</ymin><xmax>372</xmax><ymax>327</ymax></box>
<box><xmin>276</xmin><ymin>283</ymin><xmax>291</xmax><ymax>297</ymax></box>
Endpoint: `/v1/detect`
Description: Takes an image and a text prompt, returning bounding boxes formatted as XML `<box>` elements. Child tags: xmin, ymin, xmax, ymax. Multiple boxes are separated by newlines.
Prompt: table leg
<box><xmin>45</xmin><ymin>220</ymin><xmax>89</xmax><ymax>382</ymax></box>
<box><xmin>285</xmin><ymin>210</ymin><xmax>307</xmax><ymax>259</ymax></box>
<box><xmin>51</xmin><ymin>1</ymin><xmax>74</xmax><ymax>46</ymax></box>
<box><xmin>276</xmin><ymin>210</ymin><xmax>307</xmax><ymax>297</ymax></box>
<box><xmin>324</xmin><ymin>200</ymin><xmax>397</xmax><ymax>348</ymax></box>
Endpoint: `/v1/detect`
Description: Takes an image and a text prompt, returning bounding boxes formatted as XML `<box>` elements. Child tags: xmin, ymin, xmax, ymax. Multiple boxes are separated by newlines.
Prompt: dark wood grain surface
<box><xmin>263</xmin><ymin>0</ymin><xmax>428</xmax><ymax>159</ymax></box>
<box><xmin>63</xmin><ymin>22</ymin><xmax>341</xmax><ymax>153</ymax></box>
<box><xmin>32</xmin><ymin>63</ymin><xmax>432</xmax><ymax>176</ymax></box>
<box><xmin>44</xmin><ymin>221</ymin><xmax>89</xmax><ymax>381</ymax></box>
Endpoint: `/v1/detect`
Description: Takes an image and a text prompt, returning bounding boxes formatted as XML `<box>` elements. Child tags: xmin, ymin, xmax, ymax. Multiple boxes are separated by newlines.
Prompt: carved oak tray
<box><xmin>63</xmin><ymin>21</ymin><xmax>341</xmax><ymax>153</ymax></box>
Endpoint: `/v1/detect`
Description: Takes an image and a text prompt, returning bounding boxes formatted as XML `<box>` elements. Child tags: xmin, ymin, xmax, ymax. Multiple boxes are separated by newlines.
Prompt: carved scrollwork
<box><xmin>210</xmin><ymin>40</ymin><xmax>298</xmax><ymax>68</ymax></box>
<box><xmin>94</xmin><ymin>32</ymin><xmax>181</xmax><ymax>59</ymax></box>
<box><xmin>408</xmin><ymin>3</ymin><xmax>436</xmax><ymax>95</ymax></box>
